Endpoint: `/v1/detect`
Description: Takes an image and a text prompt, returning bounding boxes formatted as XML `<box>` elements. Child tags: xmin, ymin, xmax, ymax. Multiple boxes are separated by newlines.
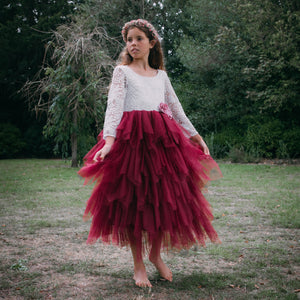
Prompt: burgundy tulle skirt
<box><xmin>78</xmin><ymin>110</ymin><xmax>222</xmax><ymax>254</ymax></box>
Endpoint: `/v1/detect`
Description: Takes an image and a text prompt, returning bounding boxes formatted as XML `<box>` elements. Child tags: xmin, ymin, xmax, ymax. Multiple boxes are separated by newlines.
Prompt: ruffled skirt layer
<box><xmin>78</xmin><ymin>110</ymin><xmax>222</xmax><ymax>254</ymax></box>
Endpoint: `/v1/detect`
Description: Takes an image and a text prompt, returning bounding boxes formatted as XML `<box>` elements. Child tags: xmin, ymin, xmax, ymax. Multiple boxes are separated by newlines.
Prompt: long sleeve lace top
<box><xmin>103</xmin><ymin>65</ymin><xmax>198</xmax><ymax>139</ymax></box>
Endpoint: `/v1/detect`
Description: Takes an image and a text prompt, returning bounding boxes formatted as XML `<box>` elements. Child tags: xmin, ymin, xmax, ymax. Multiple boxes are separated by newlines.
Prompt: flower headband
<box><xmin>121</xmin><ymin>19</ymin><xmax>160</xmax><ymax>42</ymax></box>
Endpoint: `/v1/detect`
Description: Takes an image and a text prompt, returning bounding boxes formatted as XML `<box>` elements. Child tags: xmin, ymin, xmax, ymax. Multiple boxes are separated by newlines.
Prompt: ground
<box><xmin>0</xmin><ymin>159</ymin><xmax>299</xmax><ymax>299</ymax></box>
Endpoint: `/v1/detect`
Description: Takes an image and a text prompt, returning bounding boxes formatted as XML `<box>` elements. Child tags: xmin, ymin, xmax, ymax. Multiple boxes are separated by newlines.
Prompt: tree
<box><xmin>23</xmin><ymin>20</ymin><xmax>115</xmax><ymax>167</ymax></box>
<box><xmin>0</xmin><ymin>0</ymin><xmax>82</xmax><ymax>157</ymax></box>
<box><xmin>22</xmin><ymin>0</ymin><xmax>166</xmax><ymax>165</ymax></box>
<box><xmin>173</xmin><ymin>0</ymin><xmax>300</xmax><ymax>158</ymax></box>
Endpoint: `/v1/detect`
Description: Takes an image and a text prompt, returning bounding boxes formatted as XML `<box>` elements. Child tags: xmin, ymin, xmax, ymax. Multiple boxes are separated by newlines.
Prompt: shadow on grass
<box><xmin>174</xmin><ymin>271</ymin><xmax>230</xmax><ymax>290</ymax></box>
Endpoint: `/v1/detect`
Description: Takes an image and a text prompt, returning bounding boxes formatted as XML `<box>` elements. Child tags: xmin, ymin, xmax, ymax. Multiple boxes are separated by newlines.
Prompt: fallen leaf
<box><xmin>229</xmin><ymin>284</ymin><xmax>235</xmax><ymax>288</ymax></box>
<box><xmin>245</xmin><ymin>240</ymin><xmax>249</xmax><ymax>243</ymax></box>
<box><xmin>294</xmin><ymin>289</ymin><xmax>300</xmax><ymax>293</ymax></box>
<box><xmin>255</xmin><ymin>284</ymin><xmax>260</xmax><ymax>289</ymax></box>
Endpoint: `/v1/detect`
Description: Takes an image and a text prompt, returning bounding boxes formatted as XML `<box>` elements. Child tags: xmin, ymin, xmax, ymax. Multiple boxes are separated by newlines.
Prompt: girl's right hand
<box><xmin>93</xmin><ymin>144</ymin><xmax>112</xmax><ymax>162</ymax></box>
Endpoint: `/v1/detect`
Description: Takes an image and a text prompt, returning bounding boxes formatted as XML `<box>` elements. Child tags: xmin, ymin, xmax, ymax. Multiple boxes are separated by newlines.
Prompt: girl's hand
<box><xmin>93</xmin><ymin>136</ymin><xmax>115</xmax><ymax>162</ymax></box>
<box><xmin>199</xmin><ymin>138</ymin><xmax>210</xmax><ymax>155</ymax></box>
<box><xmin>93</xmin><ymin>145</ymin><xmax>112</xmax><ymax>162</ymax></box>
<box><xmin>190</xmin><ymin>134</ymin><xmax>210</xmax><ymax>155</ymax></box>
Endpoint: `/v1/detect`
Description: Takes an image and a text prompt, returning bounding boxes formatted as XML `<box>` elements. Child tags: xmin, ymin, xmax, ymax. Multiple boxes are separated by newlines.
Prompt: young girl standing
<box><xmin>78</xmin><ymin>19</ymin><xmax>222</xmax><ymax>288</ymax></box>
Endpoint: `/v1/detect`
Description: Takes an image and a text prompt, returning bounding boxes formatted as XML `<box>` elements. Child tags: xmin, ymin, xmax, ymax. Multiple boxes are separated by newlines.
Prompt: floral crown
<box><xmin>121</xmin><ymin>19</ymin><xmax>160</xmax><ymax>42</ymax></box>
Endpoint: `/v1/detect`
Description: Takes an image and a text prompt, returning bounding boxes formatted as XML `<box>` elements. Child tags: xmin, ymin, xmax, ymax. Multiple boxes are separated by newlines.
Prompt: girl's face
<box><xmin>126</xmin><ymin>27</ymin><xmax>155</xmax><ymax>61</ymax></box>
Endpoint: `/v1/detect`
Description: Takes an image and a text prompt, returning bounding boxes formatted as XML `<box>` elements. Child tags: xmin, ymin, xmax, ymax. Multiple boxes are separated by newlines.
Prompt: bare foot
<box><xmin>133</xmin><ymin>264</ymin><xmax>152</xmax><ymax>288</ymax></box>
<box><xmin>149</xmin><ymin>256</ymin><xmax>173</xmax><ymax>282</ymax></box>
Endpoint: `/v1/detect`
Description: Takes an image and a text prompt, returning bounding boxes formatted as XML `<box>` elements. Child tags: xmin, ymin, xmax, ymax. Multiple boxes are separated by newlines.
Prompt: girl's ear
<box><xmin>150</xmin><ymin>40</ymin><xmax>156</xmax><ymax>49</ymax></box>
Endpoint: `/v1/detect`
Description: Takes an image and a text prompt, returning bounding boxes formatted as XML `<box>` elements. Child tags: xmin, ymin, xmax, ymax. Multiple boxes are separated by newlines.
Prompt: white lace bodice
<box><xmin>103</xmin><ymin>65</ymin><xmax>198</xmax><ymax>139</ymax></box>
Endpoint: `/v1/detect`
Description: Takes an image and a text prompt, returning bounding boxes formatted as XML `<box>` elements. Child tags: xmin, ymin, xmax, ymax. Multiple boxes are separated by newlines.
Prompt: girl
<box><xmin>78</xmin><ymin>19</ymin><xmax>222</xmax><ymax>288</ymax></box>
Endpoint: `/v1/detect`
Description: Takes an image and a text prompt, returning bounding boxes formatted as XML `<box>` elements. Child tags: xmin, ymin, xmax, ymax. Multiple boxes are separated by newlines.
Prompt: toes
<box><xmin>163</xmin><ymin>271</ymin><xmax>172</xmax><ymax>282</ymax></box>
<box><xmin>135</xmin><ymin>280</ymin><xmax>152</xmax><ymax>288</ymax></box>
<box><xmin>136</xmin><ymin>280</ymin><xmax>142</xmax><ymax>287</ymax></box>
<box><xmin>160</xmin><ymin>273</ymin><xmax>172</xmax><ymax>282</ymax></box>
<box><xmin>147</xmin><ymin>281</ymin><xmax>153</xmax><ymax>288</ymax></box>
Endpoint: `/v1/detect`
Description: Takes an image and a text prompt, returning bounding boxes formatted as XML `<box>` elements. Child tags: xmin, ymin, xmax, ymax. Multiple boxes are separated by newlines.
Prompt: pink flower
<box><xmin>159</xmin><ymin>103</ymin><xmax>173</xmax><ymax>119</ymax></box>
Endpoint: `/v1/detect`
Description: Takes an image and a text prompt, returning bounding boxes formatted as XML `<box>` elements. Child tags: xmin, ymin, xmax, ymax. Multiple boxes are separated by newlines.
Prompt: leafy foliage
<box><xmin>174</xmin><ymin>0</ymin><xmax>300</xmax><ymax>159</ymax></box>
<box><xmin>0</xmin><ymin>123</ymin><xmax>25</xmax><ymax>158</ymax></box>
<box><xmin>0</xmin><ymin>0</ymin><xmax>81</xmax><ymax>157</ymax></box>
<box><xmin>2</xmin><ymin>0</ymin><xmax>300</xmax><ymax>161</ymax></box>
<box><xmin>23</xmin><ymin>20</ymin><xmax>115</xmax><ymax>166</ymax></box>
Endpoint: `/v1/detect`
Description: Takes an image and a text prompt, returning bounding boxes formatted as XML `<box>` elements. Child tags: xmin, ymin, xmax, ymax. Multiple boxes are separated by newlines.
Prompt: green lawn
<box><xmin>0</xmin><ymin>159</ymin><xmax>299</xmax><ymax>299</ymax></box>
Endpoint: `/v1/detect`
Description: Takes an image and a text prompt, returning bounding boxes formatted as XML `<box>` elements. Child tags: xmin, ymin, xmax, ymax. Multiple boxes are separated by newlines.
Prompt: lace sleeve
<box><xmin>103</xmin><ymin>67</ymin><xmax>127</xmax><ymax>139</ymax></box>
<box><xmin>164</xmin><ymin>73</ymin><xmax>198</xmax><ymax>137</ymax></box>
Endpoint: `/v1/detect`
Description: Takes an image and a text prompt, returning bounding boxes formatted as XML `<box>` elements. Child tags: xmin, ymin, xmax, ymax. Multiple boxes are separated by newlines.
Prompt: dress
<box><xmin>78</xmin><ymin>65</ymin><xmax>222</xmax><ymax>254</ymax></box>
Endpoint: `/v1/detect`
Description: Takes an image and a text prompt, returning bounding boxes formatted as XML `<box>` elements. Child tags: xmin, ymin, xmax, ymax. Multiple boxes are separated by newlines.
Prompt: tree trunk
<box><xmin>71</xmin><ymin>110</ymin><xmax>78</xmax><ymax>168</ymax></box>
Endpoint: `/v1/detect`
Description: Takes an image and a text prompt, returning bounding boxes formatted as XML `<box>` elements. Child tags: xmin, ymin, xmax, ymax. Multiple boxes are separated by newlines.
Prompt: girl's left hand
<box><xmin>199</xmin><ymin>138</ymin><xmax>210</xmax><ymax>155</ymax></box>
<box><xmin>190</xmin><ymin>134</ymin><xmax>210</xmax><ymax>155</ymax></box>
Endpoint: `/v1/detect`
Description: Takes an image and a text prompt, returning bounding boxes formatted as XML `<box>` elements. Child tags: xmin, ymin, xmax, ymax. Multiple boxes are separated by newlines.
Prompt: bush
<box><xmin>204</xmin><ymin>121</ymin><xmax>300</xmax><ymax>161</ymax></box>
<box><xmin>204</xmin><ymin>128</ymin><xmax>244</xmax><ymax>158</ymax></box>
<box><xmin>77</xmin><ymin>134</ymin><xmax>99</xmax><ymax>164</ymax></box>
<box><xmin>227</xmin><ymin>146</ymin><xmax>260</xmax><ymax>163</ymax></box>
<box><xmin>281</xmin><ymin>127</ymin><xmax>300</xmax><ymax>158</ymax></box>
<box><xmin>245</xmin><ymin>120</ymin><xmax>294</xmax><ymax>159</ymax></box>
<box><xmin>0</xmin><ymin>123</ymin><xmax>26</xmax><ymax>158</ymax></box>
<box><xmin>23</xmin><ymin>125</ymin><xmax>54</xmax><ymax>158</ymax></box>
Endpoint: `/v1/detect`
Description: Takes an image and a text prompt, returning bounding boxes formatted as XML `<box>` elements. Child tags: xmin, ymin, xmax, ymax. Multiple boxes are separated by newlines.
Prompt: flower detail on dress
<box><xmin>159</xmin><ymin>102</ymin><xmax>173</xmax><ymax>119</ymax></box>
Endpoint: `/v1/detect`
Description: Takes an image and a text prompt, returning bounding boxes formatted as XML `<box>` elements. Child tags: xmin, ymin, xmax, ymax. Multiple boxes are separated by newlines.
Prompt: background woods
<box><xmin>0</xmin><ymin>0</ymin><xmax>82</xmax><ymax>158</ymax></box>
<box><xmin>1</xmin><ymin>0</ymin><xmax>299</xmax><ymax>165</ymax></box>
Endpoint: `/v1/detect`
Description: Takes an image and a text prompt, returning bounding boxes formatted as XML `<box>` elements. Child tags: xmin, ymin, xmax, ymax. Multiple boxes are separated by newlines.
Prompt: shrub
<box><xmin>23</xmin><ymin>125</ymin><xmax>54</xmax><ymax>158</ymax></box>
<box><xmin>281</xmin><ymin>127</ymin><xmax>300</xmax><ymax>158</ymax></box>
<box><xmin>77</xmin><ymin>134</ymin><xmax>99</xmax><ymax>164</ymax></box>
<box><xmin>0</xmin><ymin>123</ymin><xmax>26</xmax><ymax>158</ymax></box>
<box><xmin>205</xmin><ymin>128</ymin><xmax>244</xmax><ymax>158</ymax></box>
<box><xmin>244</xmin><ymin>120</ymin><xmax>299</xmax><ymax>159</ymax></box>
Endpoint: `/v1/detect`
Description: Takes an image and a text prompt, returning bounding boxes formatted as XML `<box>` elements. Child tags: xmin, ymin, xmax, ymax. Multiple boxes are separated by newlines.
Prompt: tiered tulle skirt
<box><xmin>78</xmin><ymin>110</ymin><xmax>222</xmax><ymax>254</ymax></box>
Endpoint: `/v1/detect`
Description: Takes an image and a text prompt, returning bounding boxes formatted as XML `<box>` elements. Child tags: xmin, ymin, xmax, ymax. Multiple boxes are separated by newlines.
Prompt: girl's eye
<box><xmin>127</xmin><ymin>36</ymin><xmax>143</xmax><ymax>42</ymax></box>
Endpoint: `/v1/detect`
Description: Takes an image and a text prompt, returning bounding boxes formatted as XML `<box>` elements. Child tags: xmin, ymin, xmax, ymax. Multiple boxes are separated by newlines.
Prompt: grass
<box><xmin>0</xmin><ymin>159</ymin><xmax>299</xmax><ymax>299</ymax></box>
